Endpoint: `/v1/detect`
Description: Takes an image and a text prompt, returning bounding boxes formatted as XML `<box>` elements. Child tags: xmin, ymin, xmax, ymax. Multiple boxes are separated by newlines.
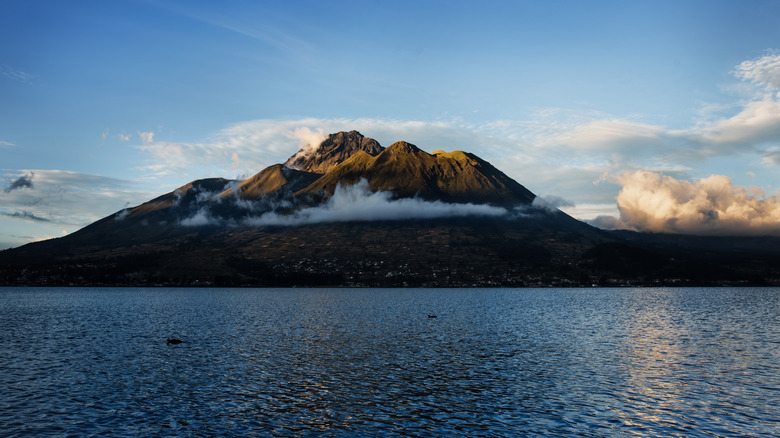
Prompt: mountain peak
<box><xmin>283</xmin><ymin>130</ymin><xmax>384</xmax><ymax>174</ymax></box>
<box><xmin>385</xmin><ymin>141</ymin><xmax>422</xmax><ymax>153</ymax></box>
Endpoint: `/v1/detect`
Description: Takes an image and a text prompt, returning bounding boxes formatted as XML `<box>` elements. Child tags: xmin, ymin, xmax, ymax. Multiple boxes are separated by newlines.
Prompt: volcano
<box><xmin>2</xmin><ymin>131</ymin><xmax>779</xmax><ymax>287</ymax></box>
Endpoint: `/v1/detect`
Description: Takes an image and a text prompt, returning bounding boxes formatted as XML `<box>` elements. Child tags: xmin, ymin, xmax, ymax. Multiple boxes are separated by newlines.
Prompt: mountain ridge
<box><xmin>2</xmin><ymin>130</ymin><xmax>779</xmax><ymax>287</ymax></box>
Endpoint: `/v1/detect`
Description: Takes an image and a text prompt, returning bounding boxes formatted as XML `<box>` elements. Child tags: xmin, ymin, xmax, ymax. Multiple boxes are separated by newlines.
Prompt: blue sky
<box><xmin>2</xmin><ymin>0</ymin><xmax>780</xmax><ymax>248</ymax></box>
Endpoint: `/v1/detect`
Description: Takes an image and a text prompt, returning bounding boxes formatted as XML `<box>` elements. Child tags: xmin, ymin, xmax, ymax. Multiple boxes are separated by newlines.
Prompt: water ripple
<box><xmin>1</xmin><ymin>287</ymin><xmax>779</xmax><ymax>436</ymax></box>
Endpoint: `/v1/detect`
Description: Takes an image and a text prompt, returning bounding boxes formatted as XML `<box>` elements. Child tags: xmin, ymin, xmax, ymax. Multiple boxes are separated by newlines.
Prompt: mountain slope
<box><xmin>215</xmin><ymin>165</ymin><xmax>320</xmax><ymax>200</ymax></box>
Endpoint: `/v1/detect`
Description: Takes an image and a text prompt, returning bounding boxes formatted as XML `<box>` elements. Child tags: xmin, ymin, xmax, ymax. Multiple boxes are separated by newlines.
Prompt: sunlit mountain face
<box><xmin>2</xmin><ymin>131</ymin><xmax>780</xmax><ymax>287</ymax></box>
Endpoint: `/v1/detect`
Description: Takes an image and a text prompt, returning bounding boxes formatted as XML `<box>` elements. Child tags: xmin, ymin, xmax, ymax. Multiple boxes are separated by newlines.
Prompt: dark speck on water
<box><xmin>166</xmin><ymin>338</ymin><xmax>183</xmax><ymax>344</ymax></box>
<box><xmin>1</xmin><ymin>286</ymin><xmax>779</xmax><ymax>437</ymax></box>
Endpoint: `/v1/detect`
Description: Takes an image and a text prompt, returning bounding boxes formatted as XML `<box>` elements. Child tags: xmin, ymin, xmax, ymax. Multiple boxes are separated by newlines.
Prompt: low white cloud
<box><xmin>248</xmin><ymin>180</ymin><xmax>509</xmax><ymax>226</ymax></box>
<box><xmin>115</xmin><ymin>208</ymin><xmax>130</xmax><ymax>221</ymax></box>
<box><xmin>284</xmin><ymin>127</ymin><xmax>327</xmax><ymax>162</ymax></box>
<box><xmin>612</xmin><ymin>170</ymin><xmax>780</xmax><ymax>235</ymax></box>
<box><xmin>180</xmin><ymin>208</ymin><xmax>219</xmax><ymax>226</ymax></box>
<box><xmin>178</xmin><ymin>179</ymin><xmax>514</xmax><ymax>227</ymax></box>
<box><xmin>531</xmin><ymin>195</ymin><xmax>574</xmax><ymax>213</ymax></box>
<box><xmin>585</xmin><ymin>215</ymin><xmax>631</xmax><ymax>231</ymax></box>
<box><xmin>118</xmin><ymin>132</ymin><xmax>131</xmax><ymax>142</ymax></box>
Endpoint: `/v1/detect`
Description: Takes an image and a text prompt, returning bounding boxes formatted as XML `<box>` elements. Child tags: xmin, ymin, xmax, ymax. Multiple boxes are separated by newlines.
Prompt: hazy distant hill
<box><xmin>2</xmin><ymin>131</ymin><xmax>779</xmax><ymax>287</ymax></box>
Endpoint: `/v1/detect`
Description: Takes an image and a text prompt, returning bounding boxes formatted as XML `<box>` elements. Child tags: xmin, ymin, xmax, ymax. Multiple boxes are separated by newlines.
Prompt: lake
<box><xmin>1</xmin><ymin>287</ymin><xmax>779</xmax><ymax>437</ymax></box>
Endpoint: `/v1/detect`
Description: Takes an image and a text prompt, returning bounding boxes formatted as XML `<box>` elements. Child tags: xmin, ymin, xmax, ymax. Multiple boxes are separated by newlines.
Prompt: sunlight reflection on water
<box><xmin>1</xmin><ymin>287</ymin><xmax>779</xmax><ymax>436</ymax></box>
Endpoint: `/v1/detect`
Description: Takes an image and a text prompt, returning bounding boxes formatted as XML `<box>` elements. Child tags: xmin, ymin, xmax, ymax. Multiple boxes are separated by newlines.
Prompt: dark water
<box><xmin>1</xmin><ymin>287</ymin><xmax>779</xmax><ymax>437</ymax></box>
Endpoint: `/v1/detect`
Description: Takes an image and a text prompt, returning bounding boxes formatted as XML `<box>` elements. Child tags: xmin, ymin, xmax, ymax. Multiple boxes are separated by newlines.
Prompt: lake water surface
<box><xmin>1</xmin><ymin>287</ymin><xmax>779</xmax><ymax>437</ymax></box>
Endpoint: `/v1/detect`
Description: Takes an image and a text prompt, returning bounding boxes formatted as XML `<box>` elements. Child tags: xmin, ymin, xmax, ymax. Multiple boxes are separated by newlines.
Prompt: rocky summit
<box><xmin>2</xmin><ymin>131</ymin><xmax>780</xmax><ymax>287</ymax></box>
<box><xmin>283</xmin><ymin>130</ymin><xmax>384</xmax><ymax>174</ymax></box>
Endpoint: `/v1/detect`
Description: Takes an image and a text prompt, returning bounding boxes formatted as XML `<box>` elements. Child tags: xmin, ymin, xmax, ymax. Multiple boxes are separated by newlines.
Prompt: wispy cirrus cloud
<box><xmin>0</xmin><ymin>140</ymin><xmax>15</xmax><ymax>147</ymax></box>
<box><xmin>0</xmin><ymin>65</ymin><xmax>34</xmax><ymax>84</ymax></box>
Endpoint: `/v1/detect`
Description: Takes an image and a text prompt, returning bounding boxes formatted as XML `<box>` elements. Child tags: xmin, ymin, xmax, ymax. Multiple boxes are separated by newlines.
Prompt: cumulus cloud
<box><xmin>612</xmin><ymin>170</ymin><xmax>780</xmax><ymax>235</ymax></box>
<box><xmin>5</xmin><ymin>173</ymin><xmax>34</xmax><ymax>193</ymax></box>
<box><xmin>118</xmin><ymin>132</ymin><xmax>131</xmax><ymax>141</ymax></box>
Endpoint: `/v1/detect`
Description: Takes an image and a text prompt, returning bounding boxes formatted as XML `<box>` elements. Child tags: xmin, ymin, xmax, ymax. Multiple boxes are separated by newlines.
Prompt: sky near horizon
<box><xmin>2</xmin><ymin>0</ymin><xmax>780</xmax><ymax>249</ymax></box>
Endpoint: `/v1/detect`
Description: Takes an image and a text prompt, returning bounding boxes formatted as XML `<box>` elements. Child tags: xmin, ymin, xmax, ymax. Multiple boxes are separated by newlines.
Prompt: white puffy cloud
<box><xmin>612</xmin><ymin>170</ymin><xmax>780</xmax><ymax>235</ymax></box>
